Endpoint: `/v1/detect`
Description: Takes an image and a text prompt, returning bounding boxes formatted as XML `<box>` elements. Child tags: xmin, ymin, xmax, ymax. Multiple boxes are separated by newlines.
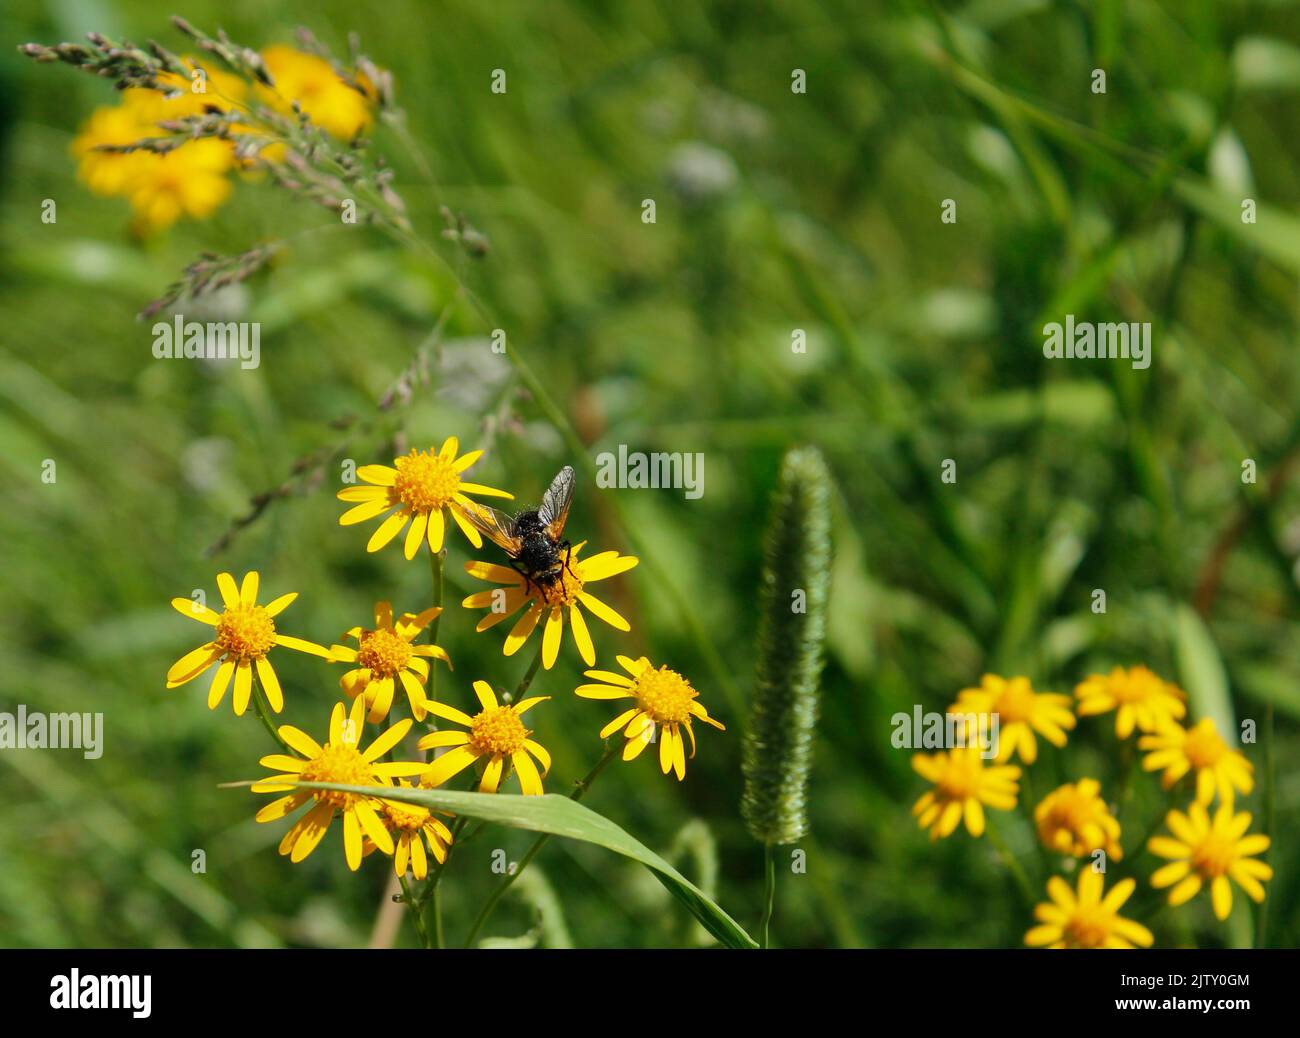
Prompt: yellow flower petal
<box><xmin>541</xmin><ymin>607</ymin><xmax>564</xmax><ymax>669</ymax></box>
<box><xmin>208</xmin><ymin>659</ymin><xmax>235</xmax><ymax>709</ymax></box>
<box><xmin>232</xmin><ymin>660</ymin><xmax>254</xmax><ymax>716</ymax></box>
<box><xmin>568</xmin><ymin>603</ymin><xmax>596</xmax><ymax>666</ymax></box>
<box><xmin>167</xmin><ymin>643</ymin><xmax>219</xmax><ymax>687</ymax></box>
<box><xmin>367</xmin><ymin>509</ymin><xmax>411</xmax><ymax>552</ymax></box>
<box><xmin>216</xmin><ymin>572</ymin><xmax>241</xmax><ymax>608</ymax></box>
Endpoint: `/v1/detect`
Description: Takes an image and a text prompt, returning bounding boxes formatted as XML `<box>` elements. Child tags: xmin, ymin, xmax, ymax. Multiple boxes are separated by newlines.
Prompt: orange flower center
<box><xmin>215</xmin><ymin>604</ymin><xmax>276</xmax><ymax>660</ymax></box>
<box><xmin>1063</xmin><ymin>908</ymin><xmax>1112</xmax><ymax>949</ymax></box>
<box><xmin>935</xmin><ymin>752</ymin><xmax>983</xmax><ymax>801</ymax></box>
<box><xmin>536</xmin><ymin>563</ymin><xmax>584</xmax><ymax>607</ymax></box>
<box><xmin>357</xmin><ymin>627</ymin><xmax>413</xmax><ymax>677</ymax></box>
<box><xmin>1044</xmin><ymin>792</ymin><xmax>1089</xmax><ymax>831</ymax></box>
<box><xmin>1111</xmin><ymin>667</ymin><xmax>1166</xmax><ymax>704</ymax></box>
<box><xmin>299</xmin><ymin>743</ymin><xmax>375</xmax><ymax>809</ymax></box>
<box><xmin>994</xmin><ymin>679</ymin><xmax>1037</xmax><ymax>724</ymax></box>
<box><xmin>1183</xmin><ymin>722</ymin><xmax>1227</xmax><ymax>769</ymax></box>
<box><xmin>1191</xmin><ymin>833</ymin><xmax>1235</xmax><ymax>879</ymax></box>
<box><xmin>393</xmin><ymin>449</ymin><xmax>461</xmax><ymax>513</ymax></box>
<box><xmin>469</xmin><ymin>706</ymin><xmax>529</xmax><ymax>756</ymax></box>
<box><xmin>380</xmin><ymin>797</ymin><xmax>429</xmax><ymax>832</ymax></box>
<box><xmin>633</xmin><ymin>666</ymin><xmax>697</xmax><ymax>725</ymax></box>
<box><xmin>1037</xmin><ymin>787</ymin><xmax>1112</xmax><ymax>854</ymax></box>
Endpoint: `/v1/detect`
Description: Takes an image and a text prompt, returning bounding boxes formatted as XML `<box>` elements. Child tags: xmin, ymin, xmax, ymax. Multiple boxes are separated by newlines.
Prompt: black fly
<box><xmin>462</xmin><ymin>466</ymin><xmax>577</xmax><ymax>595</ymax></box>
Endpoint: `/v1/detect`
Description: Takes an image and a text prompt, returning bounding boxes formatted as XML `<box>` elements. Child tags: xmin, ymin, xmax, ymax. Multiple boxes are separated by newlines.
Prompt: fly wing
<box><xmin>460</xmin><ymin>501</ymin><xmax>524</xmax><ymax>554</ymax></box>
<box><xmin>538</xmin><ymin>465</ymin><xmax>576</xmax><ymax>539</ymax></box>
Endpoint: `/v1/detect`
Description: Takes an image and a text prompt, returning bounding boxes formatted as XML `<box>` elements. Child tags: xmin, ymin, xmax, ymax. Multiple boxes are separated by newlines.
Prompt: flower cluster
<box><xmin>71</xmin><ymin>47</ymin><xmax>375</xmax><ymax>235</ymax></box>
<box><xmin>167</xmin><ymin>442</ymin><xmax>726</xmax><ymax>879</ymax></box>
<box><xmin>908</xmin><ymin>666</ymin><xmax>1270</xmax><ymax>947</ymax></box>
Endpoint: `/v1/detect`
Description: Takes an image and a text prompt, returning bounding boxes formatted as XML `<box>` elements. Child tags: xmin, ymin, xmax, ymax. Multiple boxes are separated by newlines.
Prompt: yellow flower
<box><xmin>337</xmin><ymin>436</ymin><xmax>513</xmax><ymax>560</ymax></box>
<box><xmin>463</xmin><ymin>542</ymin><xmax>638</xmax><ymax>669</ymax></box>
<box><xmin>258</xmin><ymin>45</ymin><xmax>376</xmax><ymax>140</ymax></box>
<box><xmin>576</xmin><ymin>655</ymin><xmax>724</xmax><ymax>781</ymax></box>
<box><xmin>953</xmin><ymin>674</ymin><xmax>1075</xmax><ymax>764</ymax></box>
<box><xmin>1034</xmin><ymin>779</ymin><xmax>1123</xmax><ymax>860</ymax></box>
<box><xmin>1024</xmin><ymin>870</ymin><xmax>1154</xmax><ymax>949</ymax></box>
<box><xmin>73</xmin><ymin>104</ymin><xmax>234</xmax><ymax>235</ymax></box>
<box><xmin>911</xmin><ymin>746</ymin><xmax>1020</xmax><ymax>839</ymax></box>
<box><xmin>1139</xmin><ymin>718</ymin><xmax>1253</xmax><ymax>805</ymax></box>
<box><xmin>1074</xmin><ymin>665</ymin><xmax>1187</xmax><ymax>739</ymax></box>
<box><xmin>252</xmin><ymin>697</ymin><xmax>425</xmax><ymax>871</ymax></box>
<box><xmin>167</xmin><ymin>571</ymin><xmax>331</xmax><ymax>715</ymax></box>
<box><xmin>330</xmin><ymin>601</ymin><xmax>451</xmax><ymax>723</ymax></box>
<box><xmin>125</xmin><ymin>138</ymin><xmax>235</xmax><ymax>236</ymax></box>
<box><xmin>71</xmin><ymin>59</ymin><xmax>244</xmax><ymax>236</ymax></box>
<box><xmin>375</xmin><ymin>780</ymin><xmax>454</xmax><ymax>880</ymax></box>
<box><xmin>72</xmin><ymin>104</ymin><xmax>154</xmax><ymax>196</ymax></box>
<box><xmin>416</xmin><ymin>681</ymin><xmax>551</xmax><ymax>795</ymax></box>
<box><xmin>1148</xmin><ymin>801</ymin><xmax>1272</xmax><ymax>921</ymax></box>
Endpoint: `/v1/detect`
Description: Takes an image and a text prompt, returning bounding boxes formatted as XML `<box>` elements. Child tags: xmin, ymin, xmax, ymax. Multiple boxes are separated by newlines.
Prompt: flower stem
<box><xmin>512</xmin><ymin>641</ymin><xmax>544</xmax><ymax>701</ymax></box>
<box><xmin>430</xmin><ymin>883</ymin><xmax>444</xmax><ymax>949</ymax></box>
<box><xmin>760</xmin><ymin>842</ymin><xmax>777</xmax><ymax>949</ymax></box>
<box><xmin>462</xmin><ymin>740</ymin><xmax>620</xmax><ymax>947</ymax></box>
<box><xmin>398</xmin><ymin>874</ymin><xmax>431</xmax><ymax>949</ymax></box>
<box><xmin>250</xmin><ymin>671</ymin><xmax>291</xmax><ymax>753</ymax></box>
<box><xmin>986</xmin><ymin>824</ymin><xmax>1035</xmax><ymax>906</ymax></box>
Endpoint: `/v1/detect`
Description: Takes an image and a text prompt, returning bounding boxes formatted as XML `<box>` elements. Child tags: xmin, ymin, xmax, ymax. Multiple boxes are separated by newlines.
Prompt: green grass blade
<box><xmin>299</xmin><ymin>782</ymin><xmax>759</xmax><ymax>949</ymax></box>
<box><xmin>1172</xmin><ymin>603</ymin><xmax>1236</xmax><ymax>741</ymax></box>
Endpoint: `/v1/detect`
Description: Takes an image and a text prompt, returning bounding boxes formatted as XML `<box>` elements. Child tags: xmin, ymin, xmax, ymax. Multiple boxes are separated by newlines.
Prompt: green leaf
<box><xmin>1172</xmin><ymin>604</ymin><xmax>1236</xmax><ymax>740</ymax></box>
<box><xmin>301</xmin><ymin>783</ymin><xmax>758</xmax><ymax>949</ymax></box>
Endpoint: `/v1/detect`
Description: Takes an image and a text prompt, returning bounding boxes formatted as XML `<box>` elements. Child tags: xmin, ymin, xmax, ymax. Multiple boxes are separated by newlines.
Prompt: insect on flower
<box><xmin>461</xmin><ymin>465</ymin><xmax>578</xmax><ymax>596</ymax></box>
<box><xmin>462</xmin><ymin>466</ymin><xmax>639</xmax><ymax>668</ymax></box>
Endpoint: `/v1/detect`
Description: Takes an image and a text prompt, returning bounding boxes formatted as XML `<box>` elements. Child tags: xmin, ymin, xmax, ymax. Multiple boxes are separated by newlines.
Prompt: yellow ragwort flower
<box><xmin>1139</xmin><ymin>717</ymin><xmax>1253</xmax><ymax>806</ymax></box>
<box><xmin>257</xmin><ymin>45</ymin><xmax>376</xmax><ymax>140</ymax></box>
<box><xmin>167</xmin><ymin>571</ymin><xmax>331</xmax><ymax>715</ymax></box>
<box><xmin>337</xmin><ymin>436</ymin><xmax>513</xmax><ymax>560</ymax></box>
<box><xmin>911</xmin><ymin>746</ymin><xmax>1020</xmax><ymax>839</ymax></box>
<box><xmin>252</xmin><ymin>697</ymin><xmax>425</xmax><ymax>871</ymax></box>
<box><xmin>72</xmin><ymin>105</ymin><xmax>234</xmax><ymax>236</ymax></box>
<box><xmin>953</xmin><ymin>674</ymin><xmax>1075</xmax><ymax>764</ymax></box>
<box><xmin>1035</xmin><ymin>779</ymin><xmax>1123</xmax><ymax>860</ymax></box>
<box><xmin>127</xmin><ymin>138</ymin><xmax>235</xmax><ymax>236</ymax></box>
<box><xmin>416</xmin><ymin>680</ymin><xmax>551</xmax><ymax>795</ymax></box>
<box><xmin>330</xmin><ymin>601</ymin><xmax>451</xmax><ymax>723</ymax></box>
<box><xmin>1025</xmin><ymin>870</ymin><xmax>1154</xmax><ymax>949</ymax></box>
<box><xmin>1074</xmin><ymin>665</ymin><xmax>1186</xmax><ymax>739</ymax></box>
<box><xmin>463</xmin><ymin>541</ymin><xmax>638</xmax><ymax>669</ymax></box>
<box><xmin>1149</xmin><ymin>801</ymin><xmax>1272</xmax><ymax>921</ymax></box>
<box><xmin>72</xmin><ymin>104</ymin><xmax>154</xmax><ymax>196</ymax></box>
<box><xmin>576</xmin><ymin>655</ymin><xmax>725</xmax><ymax>781</ymax></box>
<box><xmin>71</xmin><ymin>59</ymin><xmax>246</xmax><ymax>235</ymax></box>
<box><xmin>374</xmin><ymin>780</ymin><xmax>454</xmax><ymax>880</ymax></box>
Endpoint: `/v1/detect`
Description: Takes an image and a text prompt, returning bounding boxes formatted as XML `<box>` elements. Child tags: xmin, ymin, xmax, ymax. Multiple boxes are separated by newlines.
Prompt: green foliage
<box><xmin>1</xmin><ymin>0</ymin><xmax>1298</xmax><ymax>950</ymax></box>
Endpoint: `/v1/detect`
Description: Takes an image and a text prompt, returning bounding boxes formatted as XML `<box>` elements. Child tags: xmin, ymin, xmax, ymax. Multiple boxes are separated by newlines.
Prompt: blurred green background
<box><xmin>2</xmin><ymin>0</ymin><xmax>1298</xmax><ymax>949</ymax></box>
